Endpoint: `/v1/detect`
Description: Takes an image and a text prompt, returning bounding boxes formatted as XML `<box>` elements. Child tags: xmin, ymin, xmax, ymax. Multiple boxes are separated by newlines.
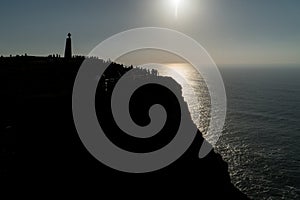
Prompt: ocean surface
<box><xmin>153</xmin><ymin>64</ymin><xmax>300</xmax><ymax>200</ymax></box>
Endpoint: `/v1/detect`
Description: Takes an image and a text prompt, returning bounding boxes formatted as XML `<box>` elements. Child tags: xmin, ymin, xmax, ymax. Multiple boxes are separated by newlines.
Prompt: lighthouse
<box><xmin>64</xmin><ymin>33</ymin><xmax>72</xmax><ymax>59</ymax></box>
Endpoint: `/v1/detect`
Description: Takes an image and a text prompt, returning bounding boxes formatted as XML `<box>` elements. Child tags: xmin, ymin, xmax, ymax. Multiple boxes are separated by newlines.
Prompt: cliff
<box><xmin>0</xmin><ymin>56</ymin><xmax>248</xmax><ymax>199</ymax></box>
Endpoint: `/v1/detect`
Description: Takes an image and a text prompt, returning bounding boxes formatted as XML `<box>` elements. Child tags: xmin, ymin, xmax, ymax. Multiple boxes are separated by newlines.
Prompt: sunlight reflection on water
<box><xmin>139</xmin><ymin>63</ymin><xmax>211</xmax><ymax>134</ymax></box>
<box><xmin>139</xmin><ymin>64</ymin><xmax>300</xmax><ymax>199</ymax></box>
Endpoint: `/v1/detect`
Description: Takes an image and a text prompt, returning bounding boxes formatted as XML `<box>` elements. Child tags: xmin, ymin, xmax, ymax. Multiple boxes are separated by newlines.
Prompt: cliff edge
<box><xmin>0</xmin><ymin>56</ymin><xmax>249</xmax><ymax>199</ymax></box>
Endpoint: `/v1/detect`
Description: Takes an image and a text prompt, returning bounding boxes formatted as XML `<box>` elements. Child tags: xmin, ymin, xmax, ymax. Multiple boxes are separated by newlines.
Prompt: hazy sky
<box><xmin>1</xmin><ymin>0</ymin><xmax>300</xmax><ymax>65</ymax></box>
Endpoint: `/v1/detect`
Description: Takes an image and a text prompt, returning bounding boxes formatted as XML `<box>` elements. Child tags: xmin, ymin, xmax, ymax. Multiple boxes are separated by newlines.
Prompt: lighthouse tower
<box><xmin>64</xmin><ymin>33</ymin><xmax>72</xmax><ymax>59</ymax></box>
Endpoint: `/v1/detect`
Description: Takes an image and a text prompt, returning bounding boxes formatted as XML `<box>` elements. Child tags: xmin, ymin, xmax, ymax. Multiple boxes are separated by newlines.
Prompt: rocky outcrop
<box><xmin>1</xmin><ymin>56</ymin><xmax>248</xmax><ymax>199</ymax></box>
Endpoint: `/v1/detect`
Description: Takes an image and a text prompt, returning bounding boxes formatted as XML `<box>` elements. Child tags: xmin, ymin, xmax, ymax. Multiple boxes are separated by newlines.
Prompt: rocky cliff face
<box><xmin>1</xmin><ymin>57</ymin><xmax>248</xmax><ymax>199</ymax></box>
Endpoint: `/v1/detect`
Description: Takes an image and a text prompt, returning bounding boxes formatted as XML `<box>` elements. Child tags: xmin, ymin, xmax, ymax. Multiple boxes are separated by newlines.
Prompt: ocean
<box><xmin>155</xmin><ymin>64</ymin><xmax>300</xmax><ymax>200</ymax></box>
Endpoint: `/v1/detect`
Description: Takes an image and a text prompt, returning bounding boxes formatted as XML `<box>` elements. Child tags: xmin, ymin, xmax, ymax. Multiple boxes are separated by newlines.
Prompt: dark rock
<box><xmin>0</xmin><ymin>57</ymin><xmax>249</xmax><ymax>199</ymax></box>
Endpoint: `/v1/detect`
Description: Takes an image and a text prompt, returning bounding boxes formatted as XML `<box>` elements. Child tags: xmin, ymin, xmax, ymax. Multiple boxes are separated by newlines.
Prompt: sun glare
<box><xmin>173</xmin><ymin>0</ymin><xmax>181</xmax><ymax>18</ymax></box>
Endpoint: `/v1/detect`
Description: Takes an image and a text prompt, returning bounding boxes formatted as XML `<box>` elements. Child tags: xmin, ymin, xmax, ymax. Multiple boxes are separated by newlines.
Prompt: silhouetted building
<box><xmin>64</xmin><ymin>33</ymin><xmax>72</xmax><ymax>59</ymax></box>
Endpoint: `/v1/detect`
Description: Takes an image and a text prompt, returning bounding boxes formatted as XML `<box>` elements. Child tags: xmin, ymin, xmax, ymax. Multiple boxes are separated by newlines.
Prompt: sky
<box><xmin>1</xmin><ymin>0</ymin><xmax>300</xmax><ymax>66</ymax></box>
